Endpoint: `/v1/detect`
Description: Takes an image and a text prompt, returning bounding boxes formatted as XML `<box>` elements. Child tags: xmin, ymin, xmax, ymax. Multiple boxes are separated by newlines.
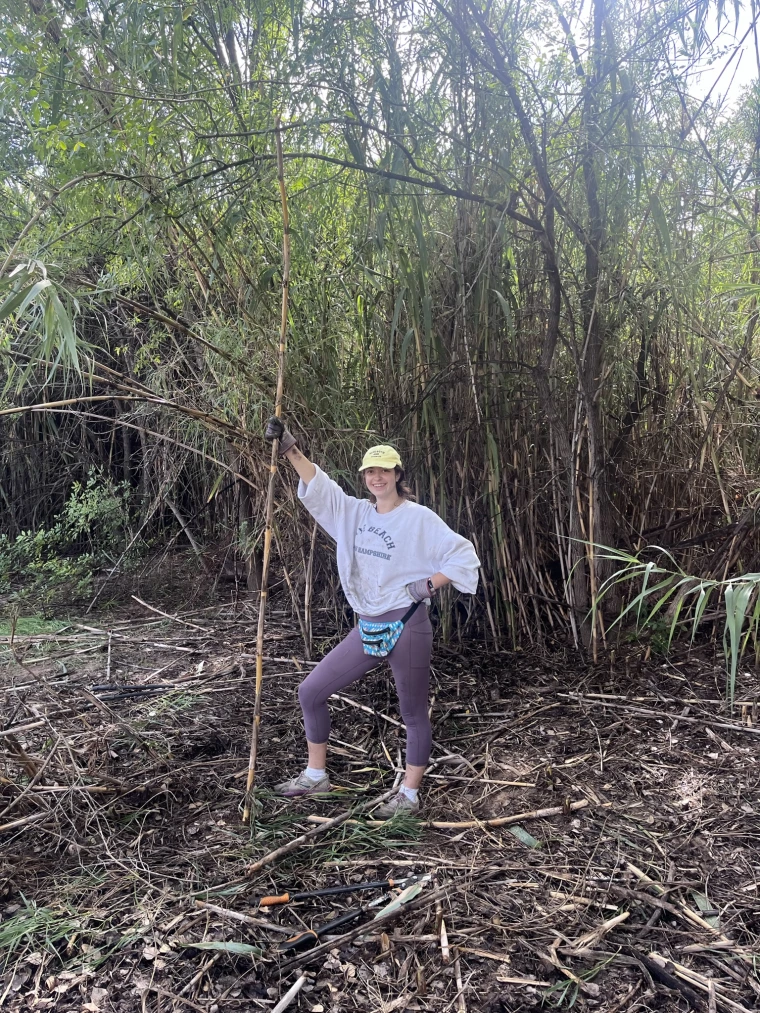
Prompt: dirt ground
<box><xmin>1</xmin><ymin>584</ymin><xmax>759</xmax><ymax>1013</ymax></box>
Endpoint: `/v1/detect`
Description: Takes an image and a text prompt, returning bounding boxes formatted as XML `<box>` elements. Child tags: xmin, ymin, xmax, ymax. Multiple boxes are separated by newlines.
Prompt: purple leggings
<box><xmin>298</xmin><ymin>605</ymin><xmax>434</xmax><ymax>766</ymax></box>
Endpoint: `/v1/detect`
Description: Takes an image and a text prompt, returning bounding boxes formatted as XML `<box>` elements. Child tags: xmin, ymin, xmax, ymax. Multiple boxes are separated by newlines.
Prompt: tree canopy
<box><xmin>3</xmin><ymin>0</ymin><xmax>760</xmax><ymax>651</ymax></box>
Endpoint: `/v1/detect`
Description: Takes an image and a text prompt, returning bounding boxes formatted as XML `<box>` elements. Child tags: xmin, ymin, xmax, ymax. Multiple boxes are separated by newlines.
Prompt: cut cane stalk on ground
<box><xmin>242</xmin><ymin>119</ymin><xmax>291</xmax><ymax>824</ymax></box>
<box><xmin>2</xmin><ymin>604</ymin><xmax>758</xmax><ymax>1008</ymax></box>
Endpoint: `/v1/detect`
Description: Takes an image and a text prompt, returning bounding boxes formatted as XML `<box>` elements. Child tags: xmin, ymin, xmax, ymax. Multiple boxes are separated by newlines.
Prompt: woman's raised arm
<box><xmin>283</xmin><ymin>443</ymin><xmax>316</xmax><ymax>485</ymax></box>
<box><xmin>264</xmin><ymin>416</ymin><xmax>316</xmax><ymax>485</ymax></box>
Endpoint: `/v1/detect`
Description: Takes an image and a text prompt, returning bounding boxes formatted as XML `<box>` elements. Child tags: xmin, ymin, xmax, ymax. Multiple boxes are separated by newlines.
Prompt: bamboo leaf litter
<box><xmin>1</xmin><ymin>602</ymin><xmax>758</xmax><ymax>1009</ymax></box>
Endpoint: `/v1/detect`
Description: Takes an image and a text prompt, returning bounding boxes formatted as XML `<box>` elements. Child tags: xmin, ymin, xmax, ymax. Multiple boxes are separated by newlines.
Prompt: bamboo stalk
<box><xmin>307</xmin><ymin>797</ymin><xmax>591</xmax><ymax>830</ymax></box>
<box><xmin>242</xmin><ymin>119</ymin><xmax>290</xmax><ymax>824</ymax></box>
<box><xmin>271</xmin><ymin>975</ymin><xmax>308</xmax><ymax>1013</ymax></box>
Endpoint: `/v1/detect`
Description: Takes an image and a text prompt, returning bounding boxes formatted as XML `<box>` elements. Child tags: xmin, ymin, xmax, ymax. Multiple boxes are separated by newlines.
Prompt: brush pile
<box><xmin>1</xmin><ymin>595</ymin><xmax>759</xmax><ymax>1012</ymax></box>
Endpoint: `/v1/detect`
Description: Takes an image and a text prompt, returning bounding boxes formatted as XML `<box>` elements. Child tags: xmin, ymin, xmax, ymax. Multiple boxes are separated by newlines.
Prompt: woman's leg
<box><xmin>388</xmin><ymin>606</ymin><xmax>434</xmax><ymax>785</ymax></box>
<box><xmin>307</xmin><ymin>741</ymin><xmax>328</xmax><ymax>770</ymax></box>
<box><xmin>297</xmin><ymin>626</ymin><xmax>379</xmax><ymax>755</ymax></box>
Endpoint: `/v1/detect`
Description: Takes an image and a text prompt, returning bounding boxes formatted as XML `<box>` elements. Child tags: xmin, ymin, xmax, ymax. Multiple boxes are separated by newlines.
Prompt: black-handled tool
<box><xmin>276</xmin><ymin>907</ymin><xmax>364</xmax><ymax>953</ymax></box>
<box><xmin>260</xmin><ymin>874</ymin><xmax>422</xmax><ymax>908</ymax></box>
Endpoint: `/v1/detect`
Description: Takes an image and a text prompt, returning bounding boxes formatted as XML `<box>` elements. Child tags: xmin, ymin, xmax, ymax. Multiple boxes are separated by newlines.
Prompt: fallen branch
<box><xmin>178</xmin><ymin>952</ymin><xmax>221</xmax><ymax>997</ymax></box>
<box><xmin>145</xmin><ymin>985</ymin><xmax>208</xmax><ymax>1012</ymax></box>
<box><xmin>647</xmin><ymin>952</ymin><xmax>752</xmax><ymax>1013</ymax></box>
<box><xmin>562</xmin><ymin>694</ymin><xmax>760</xmax><ymax>736</ymax></box>
<box><xmin>625</xmin><ymin>947</ymin><xmax>702</xmax><ymax>1009</ymax></box>
<box><xmin>0</xmin><ymin>736</ymin><xmax>60</xmax><ymax>820</ymax></box>
<box><xmin>494</xmin><ymin>974</ymin><xmax>555</xmax><ymax>987</ymax></box>
<box><xmin>306</xmin><ymin>797</ymin><xmax>591</xmax><ymax>831</ymax></box>
<box><xmin>132</xmin><ymin>596</ymin><xmax>210</xmax><ymax>632</ymax></box>
<box><xmin>621</xmin><ymin>862</ymin><xmax>748</xmax><ymax>961</ymax></box>
<box><xmin>0</xmin><ymin>720</ymin><xmax>46</xmax><ymax>739</ymax></box>
<box><xmin>546</xmin><ymin>939</ymin><xmax>600</xmax><ymax>998</ymax></box>
<box><xmin>333</xmin><ymin>693</ymin><xmax>478</xmax><ymax>772</ymax></box>
<box><xmin>271</xmin><ymin>975</ymin><xmax>308</xmax><ymax>1013</ymax></box>
<box><xmin>563</xmin><ymin>911</ymin><xmax>631</xmax><ymax>955</ymax></box>
<box><xmin>194</xmin><ymin>900</ymin><xmax>292</xmax><ymax>935</ymax></box>
<box><xmin>453</xmin><ymin>954</ymin><xmax>467</xmax><ymax>1012</ymax></box>
<box><xmin>454</xmin><ymin>945</ymin><xmax>528</xmax><ymax>968</ymax></box>
<box><xmin>0</xmin><ymin>812</ymin><xmax>47</xmax><ymax>833</ymax></box>
<box><xmin>426</xmin><ymin>798</ymin><xmax>590</xmax><ymax>829</ymax></box>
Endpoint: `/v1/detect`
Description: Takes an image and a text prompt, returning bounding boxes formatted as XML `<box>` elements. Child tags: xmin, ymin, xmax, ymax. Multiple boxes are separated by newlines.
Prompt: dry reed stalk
<box><xmin>178</xmin><ymin>952</ymin><xmax>221</xmax><ymax>997</ymax></box>
<box><xmin>303</xmin><ymin>518</ymin><xmax>318</xmax><ymax>659</ymax></box>
<box><xmin>242</xmin><ymin>120</ymin><xmax>290</xmax><ymax>823</ymax></box>
<box><xmin>273</xmin><ymin>527</ymin><xmax>309</xmax><ymax>653</ymax></box>
<box><xmin>3</xmin><ymin>734</ymin><xmax>41</xmax><ymax>779</ymax></box>
<box><xmin>306</xmin><ymin>797</ymin><xmax>591</xmax><ymax>830</ymax></box>
<box><xmin>440</xmin><ymin>915</ymin><xmax>450</xmax><ymax>964</ymax></box>
<box><xmin>0</xmin><ymin>735</ymin><xmax>60</xmax><ymax>820</ymax></box>
<box><xmin>271</xmin><ymin>975</ymin><xmax>308</xmax><ymax>1013</ymax></box>
<box><xmin>646</xmin><ymin>954</ymin><xmax>750</xmax><ymax>1013</ymax></box>
<box><xmin>453</xmin><ymin>955</ymin><xmax>467</xmax><ymax>1012</ymax></box>
<box><xmin>0</xmin><ymin>812</ymin><xmax>47</xmax><ymax>832</ymax></box>
<box><xmin>193</xmin><ymin>900</ymin><xmax>292</xmax><ymax>935</ymax></box>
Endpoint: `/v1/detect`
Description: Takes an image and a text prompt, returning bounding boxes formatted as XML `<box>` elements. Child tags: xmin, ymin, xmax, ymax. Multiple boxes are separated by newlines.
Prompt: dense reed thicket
<box><xmin>3</xmin><ymin>0</ymin><xmax>760</xmax><ymax>651</ymax></box>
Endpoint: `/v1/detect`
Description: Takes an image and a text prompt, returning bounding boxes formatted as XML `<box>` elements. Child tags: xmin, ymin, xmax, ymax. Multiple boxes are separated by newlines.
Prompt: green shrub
<box><xmin>0</xmin><ymin>470</ymin><xmax>132</xmax><ymax>604</ymax></box>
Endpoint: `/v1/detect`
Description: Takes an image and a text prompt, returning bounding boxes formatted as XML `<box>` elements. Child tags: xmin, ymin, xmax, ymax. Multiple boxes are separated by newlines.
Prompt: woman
<box><xmin>264</xmin><ymin>416</ymin><xmax>480</xmax><ymax>818</ymax></box>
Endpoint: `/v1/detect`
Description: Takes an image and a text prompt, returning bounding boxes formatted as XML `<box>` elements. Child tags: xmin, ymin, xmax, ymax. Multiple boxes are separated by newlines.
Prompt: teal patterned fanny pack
<box><xmin>359</xmin><ymin>602</ymin><xmax>420</xmax><ymax>658</ymax></box>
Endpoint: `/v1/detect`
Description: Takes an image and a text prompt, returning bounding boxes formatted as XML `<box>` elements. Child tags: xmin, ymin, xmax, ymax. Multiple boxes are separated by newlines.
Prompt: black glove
<box><xmin>264</xmin><ymin>416</ymin><xmax>297</xmax><ymax>455</ymax></box>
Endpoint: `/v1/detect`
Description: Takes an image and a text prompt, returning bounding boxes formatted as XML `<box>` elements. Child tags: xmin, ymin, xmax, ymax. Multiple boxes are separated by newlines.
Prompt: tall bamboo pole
<box><xmin>242</xmin><ymin>121</ymin><xmax>290</xmax><ymax>823</ymax></box>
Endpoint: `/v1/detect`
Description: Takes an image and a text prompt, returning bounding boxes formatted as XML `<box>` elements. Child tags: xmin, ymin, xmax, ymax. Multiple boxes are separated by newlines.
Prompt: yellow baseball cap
<box><xmin>358</xmin><ymin>445</ymin><xmax>403</xmax><ymax>471</ymax></box>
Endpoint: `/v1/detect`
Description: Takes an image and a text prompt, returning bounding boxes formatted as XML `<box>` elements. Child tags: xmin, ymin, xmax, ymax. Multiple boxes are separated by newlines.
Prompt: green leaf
<box><xmin>723</xmin><ymin>580</ymin><xmax>755</xmax><ymax>706</ymax></box>
<box><xmin>690</xmin><ymin>583</ymin><xmax>713</xmax><ymax>641</ymax></box>
<box><xmin>507</xmin><ymin>825</ymin><xmax>542</xmax><ymax>848</ymax></box>
<box><xmin>389</xmin><ymin>286</ymin><xmax>406</xmax><ymax>362</ymax></box>
<box><xmin>399</xmin><ymin>327</ymin><xmax>414</xmax><ymax>372</ymax></box>
<box><xmin>493</xmin><ymin>288</ymin><xmax>513</xmax><ymax>330</ymax></box>
<box><xmin>372</xmin><ymin>881</ymin><xmax>424</xmax><ymax>919</ymax></box>
<box><xmin>186</xmin><ymin>941</ymin><xmax>263</xmax><ymax>956</ymax></box>
<box><xmin>0</xmin><ymin>282</ymin><xmax>37</xmax><ymax>322</ymax></box>
<box><xmin>207</xmin><ymin>472</ymin><xmax>226</xmax><ymax>503</ymax></box>
<box><xmin>16</xmin><ymin>279</ymin><xmax>53</xmax><ymax>317</ymax></box>
<box><xmin>690</xmin><ymin>891</ymin><xmax>720</xmax><ymax>929</ymax></box>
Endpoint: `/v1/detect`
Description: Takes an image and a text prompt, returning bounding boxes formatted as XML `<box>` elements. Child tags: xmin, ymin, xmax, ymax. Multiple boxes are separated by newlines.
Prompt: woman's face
<box><xmin>363</xmin><ymin>466</ymin><xmax>397</xmax><ymax>500</ymax></box>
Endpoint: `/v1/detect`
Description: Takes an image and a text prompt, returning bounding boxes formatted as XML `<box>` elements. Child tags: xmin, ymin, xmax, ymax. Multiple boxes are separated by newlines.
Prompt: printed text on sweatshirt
<box><xmin>298</xmin><ymin>465</ymin><xmax>480</xmax><ymax>616</ymax></box>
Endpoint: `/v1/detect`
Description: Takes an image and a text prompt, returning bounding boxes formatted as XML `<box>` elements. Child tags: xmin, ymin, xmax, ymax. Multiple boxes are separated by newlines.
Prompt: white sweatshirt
<box><xmin>299</xmin><ymin>465</ymin><xmax>480</xmax><ymax>616</ymax></box>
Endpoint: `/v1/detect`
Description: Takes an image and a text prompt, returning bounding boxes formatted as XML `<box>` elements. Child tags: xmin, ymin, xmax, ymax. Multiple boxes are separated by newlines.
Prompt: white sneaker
<box><xmin>274</xmin><ymin>770</ymin><xmax>331</xmax><ymax>797</ymax></box>
<box><xmin>374</xmin><ymin>791</ymin><xmax>420</xmax><ymax>819</ymax></box>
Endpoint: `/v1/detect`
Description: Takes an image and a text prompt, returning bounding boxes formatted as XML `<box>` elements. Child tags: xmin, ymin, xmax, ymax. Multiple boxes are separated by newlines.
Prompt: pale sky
<box><xmin>684</xmin><ymin>5</ymin><xmax>759</xmax><ymax>110</ymax></box>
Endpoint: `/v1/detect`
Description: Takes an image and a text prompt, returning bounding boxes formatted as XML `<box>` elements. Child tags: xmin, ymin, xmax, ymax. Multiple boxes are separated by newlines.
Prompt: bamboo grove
<box><xmin>3</xmin><ymin>0</ymin><xmax>760</xmax><ymax>652</ymax></box>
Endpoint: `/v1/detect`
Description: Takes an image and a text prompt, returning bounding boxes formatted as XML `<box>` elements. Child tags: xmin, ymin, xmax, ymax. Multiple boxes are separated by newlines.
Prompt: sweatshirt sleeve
<box><xmin>425</xmin><ymin>510</ymin><xmax>481</xmax><ymax>594</ymax></box>
<box><xmin>298</xmin><ymin>464</ymin><xmax>355</xmax><ymax>541</ymax></box>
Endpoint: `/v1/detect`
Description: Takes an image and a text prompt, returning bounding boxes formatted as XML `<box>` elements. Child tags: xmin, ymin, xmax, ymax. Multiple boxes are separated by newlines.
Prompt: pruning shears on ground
<box><xmin>260</xmin><ymin>873</ymin><xmax>426</xmax><ymax>908</ymax></box>
<box><xmin>271</xmin><ymin>874</ymin><xmax>431</xmax><ymax>953</ymax></box>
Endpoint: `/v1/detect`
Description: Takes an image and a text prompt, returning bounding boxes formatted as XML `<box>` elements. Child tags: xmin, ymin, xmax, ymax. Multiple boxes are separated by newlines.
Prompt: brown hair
<box><xmin>363</xmin><ymin>466</ymin><xmax>414</xmax><ymax>504</ymax></box>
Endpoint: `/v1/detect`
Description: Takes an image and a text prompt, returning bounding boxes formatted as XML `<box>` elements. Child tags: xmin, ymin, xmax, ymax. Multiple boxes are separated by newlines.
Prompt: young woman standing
<box><xmin>264</xmin><ymin>417</ymin><xmax>480</xmax><ymax>818</ymax></box>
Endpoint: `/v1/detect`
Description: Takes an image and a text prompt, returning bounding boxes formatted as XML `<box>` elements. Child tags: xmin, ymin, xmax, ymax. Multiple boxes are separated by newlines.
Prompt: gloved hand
<box><xmin>406</xmin><ymin>577</ymin><xmax>435</xmax><ymax>603</ymax></box>
<box><xmin>264</xmin><ymin>415</ymin><xmax>297</xmax><ymax>455</ymax></box>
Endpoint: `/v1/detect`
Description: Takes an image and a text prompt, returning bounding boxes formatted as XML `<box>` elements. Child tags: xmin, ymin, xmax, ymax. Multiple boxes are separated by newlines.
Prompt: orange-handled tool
<box><xmin>259</xmin><ymin>875</ymin><xmax>421</xmax><ymax>907</ymax></box>
<box><xmin>276</xmin><ymin>908</ymin><xmax>364</xmax><ymax>952</ymax></box>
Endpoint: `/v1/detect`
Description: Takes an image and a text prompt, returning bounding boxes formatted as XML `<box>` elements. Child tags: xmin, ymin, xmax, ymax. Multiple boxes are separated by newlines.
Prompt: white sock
<box><xmin>304</xmin><ymin>766</ymin><xmax>326</xmax><ymax>781</ymax></box>
<box><xmin>399</xmin><ymin>784</ymin><xmax>418</xmax><ymax>802</ymax></box>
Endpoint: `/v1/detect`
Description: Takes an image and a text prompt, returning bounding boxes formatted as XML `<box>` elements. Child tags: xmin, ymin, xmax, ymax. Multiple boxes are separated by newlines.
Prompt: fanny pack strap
<box><xmin>359</xmin><ymin>600</ymin><xmax>421</xmax><ymax>635</ymax></box>
<box><xmin>399</xmin><ymin>600</ymin><xmax>421</xmax><ymax>625</ymax></box>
